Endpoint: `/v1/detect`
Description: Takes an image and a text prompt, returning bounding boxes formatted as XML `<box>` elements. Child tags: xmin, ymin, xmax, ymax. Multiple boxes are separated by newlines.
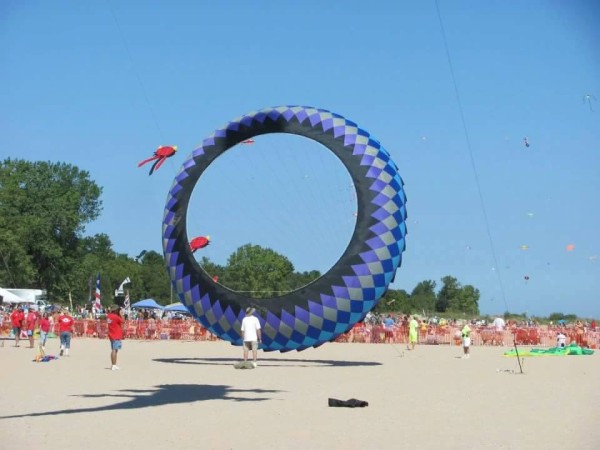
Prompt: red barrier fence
<box><xmin>335</xmin><ymin>324</ymin><xmax>599</xmax><ymax>349</ymax></box>
<box><xmin>62</xmin><ymin>319</ymin><xmax>218</xmax><ymax>341</ymax></box>
<box><xmin>1</xmin><ymin>319</ymin><xmax>598</xmax><ymax>348</ymax></box>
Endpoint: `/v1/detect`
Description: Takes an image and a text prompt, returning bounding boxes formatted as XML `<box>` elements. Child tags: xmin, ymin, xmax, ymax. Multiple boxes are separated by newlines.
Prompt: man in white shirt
<box><xmin>241</xmin><ymin>307</ymin><xmax>262</xmax><ymax>367</ymax></box>
<box><xmin>556</xmin><ymin>332</ymin><xmax>567</xmax><ymax>348</ymax></box>
<box><xmin>493</xmin><ymin>317</ymin><xmax>506</xmax><ymax>331</ymax></box>
<box><xmin>492</xmin><ymin>316</ymin><xmax>506</xmax><ymax>345</ymax></box>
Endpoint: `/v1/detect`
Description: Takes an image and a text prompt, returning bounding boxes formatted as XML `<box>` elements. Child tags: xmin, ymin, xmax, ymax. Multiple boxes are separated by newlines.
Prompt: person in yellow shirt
<box><xmin>407</xmin><ymin>316</ymin><xmax>418</xmax><ymax>350</ymax></box>
<box><xmin>461</xmin><ymin>323</ymin><xmax>471</xmax><ymax>359</ymax></box>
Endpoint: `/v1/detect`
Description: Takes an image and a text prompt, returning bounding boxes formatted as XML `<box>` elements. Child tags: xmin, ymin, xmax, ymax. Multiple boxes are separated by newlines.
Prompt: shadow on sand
<box><xmin>0</xmin><ymin>384</ymin><xmax>281</xmax><ymax>420</ymax></box>
<box><xmin>153</xmin><ymin>357</ymin><xmax>382</xmax><ymax>368</ymax></box>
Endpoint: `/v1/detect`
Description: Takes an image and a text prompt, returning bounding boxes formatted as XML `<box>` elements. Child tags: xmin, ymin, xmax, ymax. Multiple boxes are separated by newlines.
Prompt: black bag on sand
<box><xmin>328</xmin><ymin>398</ymin><xmax>368</xmax><ymax>408</ymax></box>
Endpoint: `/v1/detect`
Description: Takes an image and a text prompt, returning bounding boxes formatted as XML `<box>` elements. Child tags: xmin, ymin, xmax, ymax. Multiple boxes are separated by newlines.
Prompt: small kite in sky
<box><xmin>190</xmin><ymin>235</ymin><xmax>210</xmax><ymax>253</ymax></box>
<box><xmin>524</xmin><ymin>275</ymin><xmax>530</xmax><ymax>282</ymax></box>
<box><xmin>241</xmin><ymin>139</ymin><xmax>255</xmax><ymax>145</ymax></box>
<box><xmin>583</xmin><ymin>94</ymin><xmax>597</xmax><ymax>111</ymax></box>
<box><xmin>566</xmin><ymin>244</ymin><xmax>575</xmax><ymax>252</ymax></box>
<box><xmin>138</xmin><ymin>145</ymin><xmax>177</xmax><ymax>175</ymax></box>
<box><xmin>527</xmin><ymin>212</ymin><xmax>534</xmax><ymax>218</ymax></box>
<box><xmin>520</xmin><ymin>245</ymin><xmax>529</xmax><ymax>251</ymax></box>
<box><xmin>523</xmin><ymin>137</ymin><xmax>530</xmax><ymax>148</ymax></box>
<box><xmin>589</xmin><ymin>255</ymin><xmax>598</xmax><ymax>262</ymax></box>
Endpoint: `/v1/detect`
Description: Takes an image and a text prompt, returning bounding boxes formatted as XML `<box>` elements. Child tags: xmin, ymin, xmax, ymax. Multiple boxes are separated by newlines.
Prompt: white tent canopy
<box><xmin>0</xmin><ymin>287</ymin><xmax>34</xmax><ymax>304</ymax></box>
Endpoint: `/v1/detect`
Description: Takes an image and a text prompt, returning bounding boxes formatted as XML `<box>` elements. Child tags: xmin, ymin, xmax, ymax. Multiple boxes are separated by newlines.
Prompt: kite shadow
<box><xmin>0</xmin><ymin>384</ymin><xmax>280</xmax><ymax>420</ymax></box>
<box><xmin>153</xmin><ymin>357</ymin><xmax>382</xmax><ymax>368</ymax></box>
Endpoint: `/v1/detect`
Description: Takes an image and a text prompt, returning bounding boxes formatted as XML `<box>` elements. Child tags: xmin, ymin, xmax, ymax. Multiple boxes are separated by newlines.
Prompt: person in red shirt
<box><xmin>10</xmin><ymin>307</ymin><xmax>25</xmax><ymax>347</ymax></box>
<box><xmin>57</xmin><ymin>309</ymin><xmax>74</xmax><ymax>356</ymax></box>
<box><xmin>107</xmin><ymin>305</ymin><xmax>125</xmax><ymax>370</ymax></box>
<box><xmin>25</xmin><ymin>308</ymin><xmax>39</xmax><ymax>348</ymax></box>
<box><xmin>39</xmin><ymin>313</ymin><xmax>51</xmax><ymax>349</ymax></box>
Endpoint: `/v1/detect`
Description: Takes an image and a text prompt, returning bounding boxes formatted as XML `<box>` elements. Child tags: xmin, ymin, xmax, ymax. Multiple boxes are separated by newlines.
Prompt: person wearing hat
<box><xmin>240</xmin><ymin>307</ymin><xmax>261</xmax><ymax>367</ymax></box>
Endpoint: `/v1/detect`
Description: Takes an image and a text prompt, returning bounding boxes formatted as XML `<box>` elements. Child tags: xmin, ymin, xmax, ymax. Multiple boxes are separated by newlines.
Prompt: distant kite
<box><xmin>523</xmin><ymin>137</ymin><xmax>530</xmax><ymax>148</ymax></box>
<box><xmin>566</xmin><ymin>244</ymin><xmax>575</xmax><ymax>252</ymax></box>
<box><xmin>583</xmin><ymin>94</ymin><xmax>597</xmax><ymax>112</ymax></box>
<box><xmin>524</xmin><ymin>275</ymin><xmax>530</xmax><ymax>282</ymax></box>
<box><xmin>135</xmin><ymin>250</ymin><xmax>147</xmax><ymax>261</ymax></box>
<box><xmin>520</xmin><ymin>245</ymin><xmax>529</xmax><ymax>251</ymax></box>
<box><xmin>190</xmin><ymin>235</ymin><xmax>210</xmax><ymax>253</ymax></box>
<box><xmin>138</xmin><ymin>145</ymin><xmax>177</xmax><ymax>175</ymax></box>
<box><xmin>241</xmin><ymin>139</ymin><xmax>255</xmax><ymax>145</ymax></box>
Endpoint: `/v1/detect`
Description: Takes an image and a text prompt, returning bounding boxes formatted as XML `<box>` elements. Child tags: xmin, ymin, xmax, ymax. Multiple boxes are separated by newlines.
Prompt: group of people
<box><xmin>8</xmin><ymin>304</ymin><xmax>126</xmax><ymax>370</ymax></box>
<box><xmin>382</xmin><ymin>313</ymin><xmax>475</xmax><ymax>358</ymax></box>
<box><xmin>9</xmin><ymin>306</ymin><xmax>48</xmax><ymax>349</ymax></box>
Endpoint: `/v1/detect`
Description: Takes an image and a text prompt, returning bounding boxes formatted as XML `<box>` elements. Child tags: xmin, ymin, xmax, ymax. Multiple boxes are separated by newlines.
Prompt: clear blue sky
<box><xmin>2</xmin><ymin>1</ymin><xmax>599</xmax><ymax>317</ymax></box>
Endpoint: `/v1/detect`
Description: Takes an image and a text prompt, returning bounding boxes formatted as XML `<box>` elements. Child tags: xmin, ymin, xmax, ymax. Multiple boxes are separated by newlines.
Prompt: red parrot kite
<box><xmin>138</xmin><ymin>145</ymin><xmax>177</xmax><ymax>175</ymax></box>
<box><xmin>190</xmin><ymin>235</ymin><xmax>210</xmax><ymax>253</ymax></box>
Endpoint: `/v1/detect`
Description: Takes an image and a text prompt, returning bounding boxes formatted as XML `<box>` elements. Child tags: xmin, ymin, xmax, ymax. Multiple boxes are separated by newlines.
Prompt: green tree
<box><xmin>221</xmin><ymin>244</ymin><xmax>294</xmax><ymax>298</ymax></box>
<box><xmin>199</xmin><ymin>256</ymin><xmax>225</xmax><ymax>282</ymax></box>
<box><xmin>285</xmin><ymin>270</ymin><xmax>322</xmax><ymax>291</ymax></box>
<box><xmin>137</xmin><ymin>250</ymin><xmax>171</xmax><ymax>304</ymax></box>
<box><xmin>436</xmin><ymin>276</ymin><xmax>460</xmax><ymax>312</ymax></box>
<box><xmin>410</xmin><ymin>280</ymin><xmax>437</xmax><ymax>313</ymax></box>
<box><xmin>377</xmin><ymin>288</ymin><xmax>411</xmax><ymax>313</ymax></box>
<box><xmin>0</xmin><ymin>159</ymin><xmax>102</xmax><ymax>298</ymax></box>
<box><xmin>455</xmin><ymin>284</ymin><xmax>480</xmax><ymax>315</ymax></box>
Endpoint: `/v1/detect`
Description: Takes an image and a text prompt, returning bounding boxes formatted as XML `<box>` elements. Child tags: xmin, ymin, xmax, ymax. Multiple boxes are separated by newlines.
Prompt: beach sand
<box><xmin>0</xmin><ymin>338</ymin><xmax>598</xmax><ymax>450</ymax></box>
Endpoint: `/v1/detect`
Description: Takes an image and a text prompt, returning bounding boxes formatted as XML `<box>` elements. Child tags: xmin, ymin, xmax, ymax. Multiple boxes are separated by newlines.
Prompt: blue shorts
<box><xmin>27</xmin><ymin>330</ymin><xmax>33</xmax><ymax>336</ymax></box>
<box><xmin>60</xmin><ymin>332</ymin><xmax>72</xmax><ymax>348</ymax></box>
<box><xmin>111</xmin><ymin>340</ymin><xmax>122</xmax><ymax>350</ymax></box>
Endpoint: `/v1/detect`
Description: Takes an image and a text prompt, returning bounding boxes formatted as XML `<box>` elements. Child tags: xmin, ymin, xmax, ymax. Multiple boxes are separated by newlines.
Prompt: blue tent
<box><xmin>164</xmin><ymin>302</ymin><xmax>191</xmax><ymax>314</ymax></box>
<box><xmin>131</xmin><ymin>299</ymin><xmax>164</xmax><ymax>310</ymax></box>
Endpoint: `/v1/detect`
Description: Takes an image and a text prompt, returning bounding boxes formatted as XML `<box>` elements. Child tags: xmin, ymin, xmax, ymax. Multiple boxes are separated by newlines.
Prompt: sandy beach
<box><xmin>0</xmin><ymin>338</ymin><xmax>598</xmax><ymax>450</ymax></box>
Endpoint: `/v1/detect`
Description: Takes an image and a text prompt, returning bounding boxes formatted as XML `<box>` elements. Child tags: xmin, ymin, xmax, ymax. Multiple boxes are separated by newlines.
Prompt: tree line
<box><xmin>0</xmin><ymin>158</ymin><xmax>479</xmax><ymax>315</ymax></box>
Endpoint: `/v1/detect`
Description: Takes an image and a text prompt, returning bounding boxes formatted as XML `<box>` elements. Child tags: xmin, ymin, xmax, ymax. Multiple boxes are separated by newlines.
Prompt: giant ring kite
<box><xmin>163</xmin><ymin>106</ymin><xmax>407</xmax><ymax>352</ymax></box>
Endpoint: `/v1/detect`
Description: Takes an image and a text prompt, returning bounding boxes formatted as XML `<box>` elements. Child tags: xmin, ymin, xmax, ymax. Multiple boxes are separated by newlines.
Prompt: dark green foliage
<box><xmin>0</xmin><ymin>159</ymin><xmax>102</xmax><ymax>299</ymax></box>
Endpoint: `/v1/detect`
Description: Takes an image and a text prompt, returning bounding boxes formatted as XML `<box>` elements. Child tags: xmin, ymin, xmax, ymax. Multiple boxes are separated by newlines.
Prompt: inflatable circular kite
<box><xmin>163</xmin><ymin>106</ymin><xmax>407</xmax><ymax>351</ymax></box>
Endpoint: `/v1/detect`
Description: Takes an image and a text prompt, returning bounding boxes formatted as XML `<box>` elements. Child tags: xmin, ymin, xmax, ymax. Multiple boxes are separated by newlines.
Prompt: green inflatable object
<box><xmin>504</xmin><ymin>343</ymin><xmax>594</xmax><ymax>357</ymax></box>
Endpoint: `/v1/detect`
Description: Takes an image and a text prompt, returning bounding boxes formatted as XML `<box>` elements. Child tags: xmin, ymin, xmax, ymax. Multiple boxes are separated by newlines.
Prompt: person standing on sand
<box><xmin>10</xmin><ymin>306</ymin><xmax>25</xmax><ymax>347</ymax></box>
<box><xmin>57</xmin><ymin>308</ymin><xmax>74</xmax><ymax>356</ymax></box>
<box><xmin>407</xmin><ymin>315</ymin><xmax>418</xmax><ymax>350</ymax></box>
<box><xmin>107</xmin><ymin>305</ymin><xmax>125</xmax><ymax>371</ymax></box>
<box><xmin>241</xmin><ymin>307</ymin><xmax>261</xmax><ymax>368</ymax></box>
<box><xmin>25</xmin><ymin>307</ymin><xmax>39</xmax><ymax>348</ymax></box>
<box><xmin>39</xmin><ymin>313</ymin><xmax>51</xmax><ymax>350</ymax></box>
<box><xmin>461</xmin><ymin>323</ymin><xmax>471</xmax><ymax>359</ymax></box>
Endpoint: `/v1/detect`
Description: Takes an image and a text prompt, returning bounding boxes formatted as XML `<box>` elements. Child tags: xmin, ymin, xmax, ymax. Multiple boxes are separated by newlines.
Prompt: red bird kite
<box><xmin>138</xmin><ymin>145</ymin><xmax>177</xmax><ymax>175</ymax></box>
<box><xmin>190</xmin><ymin>235</ymin><xmax>210</xmax><ymax>253</ymax></box>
